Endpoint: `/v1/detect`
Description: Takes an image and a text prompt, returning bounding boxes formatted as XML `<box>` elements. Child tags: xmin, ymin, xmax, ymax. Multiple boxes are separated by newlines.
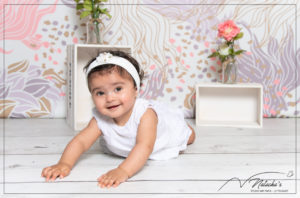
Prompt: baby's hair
<box><xmin>84</xmin><ymin>50</ymin><xmax>144</xmax><ymax>90</ymax></box>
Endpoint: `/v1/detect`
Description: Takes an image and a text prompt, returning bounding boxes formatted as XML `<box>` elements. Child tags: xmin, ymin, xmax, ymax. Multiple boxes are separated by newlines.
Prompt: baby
<box><xmin>41</xmin><ymin>50</ymin><xmax>195</xmax><ymax>188</ymax></box>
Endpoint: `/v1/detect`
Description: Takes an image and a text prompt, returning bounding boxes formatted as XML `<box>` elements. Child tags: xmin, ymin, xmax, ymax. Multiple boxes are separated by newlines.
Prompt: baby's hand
<box><xmin>41</xmin><ymin>163</ymin><xmax>71</xmax><ymax>182</ymax></box>
<box><xmin>97</xmin><ymin>167</ymin><xmax>129</xmax><ymax>188</ymax></box>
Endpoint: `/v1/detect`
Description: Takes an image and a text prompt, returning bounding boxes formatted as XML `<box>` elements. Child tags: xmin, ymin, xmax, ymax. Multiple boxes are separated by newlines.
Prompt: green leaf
<box><xmin>226</xmin><ymin>41</ymin><xmax>232</xmax><ymax>46</ymax></box>
<box><xmin>98</xmin><ymin>8</ymin><xmax>111</xmax><ymax>18</ymax></box>
<box><xmin>83</xmin><ymin>0</ymin><xmax>91</xmax><ymax>9</ymax></box>
<box><xmin>219</xmin><ymin>54</ymin><xmax>226</xmax><ymax>59</ymax></box>
<box><xmin>220</xmin><ymin>56</ymin><xmax>226</xmax><ymax>63</ymax></box>
<box><xmin>234</xmin><ymin>32</ymin><xmax>244</xmax><ymax>40</ymax></box>
<box><xmin>106</xmin><ymin>12</ymin><xmax>112</xmax><ymax>18</ymax></box>
<box><xmin>208</xmin><ymin>52</ymin><xmax>219</xmax><ymax>58</ymax></box>
<box><xmin>83</xmin><ymin>3</ymin><xmax>92</xmax><ymax>11</ymax></box>
<box><xmin>103</xmin><ymin>9</ymin><xmax>112</xmax><ymax>18</ymax></box>
<box><xmin>76</xmin><ymin>3</ymin><xmax>84</xmax><ymax>10</ymax></box>
<box><xmin>98</xmin><ymin>7</ymin><xmax>106</xmax><ymax>13</ymax></box>
<box><xmin>80</xmin><ymin>10</ymin><xmax>91</xmax><ymax>19</ymax></box>
<box><xmin>76</xmin><ymin>0</ymin><xmax>112</xmax><ymax>20</ymax></box>
<box><xmin>83</xmin><ymin>0</ymin><xmax>92</xmax><ymax>7</ymax></box>
<box><xmin>234</xmin><ymin>50</ymin><xmax>246</xmax><ymax>55</ymax></box>
<box><xmin>95</xmin><ymin>0</ymin><xmax>105</xmax><ymax>3</ymax></box>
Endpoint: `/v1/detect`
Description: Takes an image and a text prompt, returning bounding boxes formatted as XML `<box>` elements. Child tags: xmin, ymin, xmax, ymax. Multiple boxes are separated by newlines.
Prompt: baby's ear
<box><xmin>135</xmin><ymin>87</ymin><xmax>139</xmax><ymax>97</ymax></box>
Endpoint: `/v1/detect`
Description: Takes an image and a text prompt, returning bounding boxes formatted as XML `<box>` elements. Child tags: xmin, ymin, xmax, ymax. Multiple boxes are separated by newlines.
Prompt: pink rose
<box><xmin>218</xmin><ymin>20</ymin><xmax>240</xmax><ymax>41</ymax></box>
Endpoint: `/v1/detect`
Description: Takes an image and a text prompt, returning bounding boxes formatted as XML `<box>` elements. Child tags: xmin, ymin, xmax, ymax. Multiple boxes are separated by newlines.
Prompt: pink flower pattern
<box><xmin>0</xmin><ymin>0</ymin><xmax>58</xmax><ymax>54</ymax></box>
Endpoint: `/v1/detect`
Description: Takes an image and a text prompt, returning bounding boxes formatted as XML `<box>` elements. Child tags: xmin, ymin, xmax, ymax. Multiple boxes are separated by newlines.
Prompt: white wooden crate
<box><xmin>195</xmin><ymin>83</ymin><xmax>263</xmax><ymax>128</ymax></box>
<box><xmin>66</xmin><ymin>44</ymin><xmax>132</xmax><ymax>131</ymax></box>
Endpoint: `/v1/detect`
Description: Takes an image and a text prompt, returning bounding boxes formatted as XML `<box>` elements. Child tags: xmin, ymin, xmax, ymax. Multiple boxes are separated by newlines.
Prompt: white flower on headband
<box><xmin>96</xmin><ymin>52</ymin><xmax>113</xmax><ymax>63</ymax></box>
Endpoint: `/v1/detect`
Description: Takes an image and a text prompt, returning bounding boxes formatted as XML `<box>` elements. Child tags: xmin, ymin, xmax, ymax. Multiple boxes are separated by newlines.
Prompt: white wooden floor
<box><xmin>0</xmin><ymin>118</ymin><xmax>299</xmax><ymax>198</ymax></box>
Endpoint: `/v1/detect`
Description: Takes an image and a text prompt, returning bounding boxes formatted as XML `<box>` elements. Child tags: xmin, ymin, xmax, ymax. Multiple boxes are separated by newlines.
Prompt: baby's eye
<box><xmin>115</xmin><ymin>87</ymin><xmax>122</xmax><ymax>92</ymax></box>
<box><xmin>96</xmin><ymin>91</ymin><xmax>104</xmax><ymax>96</ymax></box>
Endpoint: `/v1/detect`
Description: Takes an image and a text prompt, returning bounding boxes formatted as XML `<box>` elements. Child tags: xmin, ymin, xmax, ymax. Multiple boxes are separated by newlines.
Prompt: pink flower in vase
<box><xmin>208</xmin><ymin>20</ymin><xmax>245</xmax><ymax>63</ymax></box>
<box><xmin>218</xmin><ymin>20</ymin><xmax>240</xmax><ymax>41</ymax></box>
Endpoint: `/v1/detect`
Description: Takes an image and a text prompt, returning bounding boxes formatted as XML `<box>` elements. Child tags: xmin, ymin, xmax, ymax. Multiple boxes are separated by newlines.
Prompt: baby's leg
<box><xmin>187</xmin><ymin>124</ymin><xmax>195</xmax><ymax>145</ymax></box>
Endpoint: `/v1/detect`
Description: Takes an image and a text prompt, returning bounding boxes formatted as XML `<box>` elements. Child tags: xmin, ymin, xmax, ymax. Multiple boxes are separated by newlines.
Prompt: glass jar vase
<box><xmin>222</xmin><ymin>57</ymin><xmax>237</xmax><ymax>84</ymax></box>
<box><xmin>86</xmin><ymin>18</ymin><xmax>102</xmax><ymax>44</ymax></box>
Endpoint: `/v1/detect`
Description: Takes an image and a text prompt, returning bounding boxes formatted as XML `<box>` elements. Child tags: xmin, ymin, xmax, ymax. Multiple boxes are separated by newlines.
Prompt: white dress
<box><xmin>92</xmin><ymin>98</ymin><xmax>192</xmax><ymax>160</ymax></box>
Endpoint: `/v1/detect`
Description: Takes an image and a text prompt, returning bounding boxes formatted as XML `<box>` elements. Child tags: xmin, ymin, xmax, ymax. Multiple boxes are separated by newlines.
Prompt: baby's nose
<box><xmin>106</xmin><ymin>92</ymin><xmax>115</xmax><ymax>101</ymax></box>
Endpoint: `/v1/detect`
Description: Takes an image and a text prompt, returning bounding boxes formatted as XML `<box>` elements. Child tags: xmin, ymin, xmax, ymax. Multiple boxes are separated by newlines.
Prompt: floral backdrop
<box><xmin>1</xmin><ymin>0</ymin><xmax>299</xmax><ymax>118</ymax></box>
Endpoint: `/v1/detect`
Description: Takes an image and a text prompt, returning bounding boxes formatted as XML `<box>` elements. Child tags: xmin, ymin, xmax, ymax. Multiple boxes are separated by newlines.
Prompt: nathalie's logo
<box><xmin>218</xmin><ymin>171</ymin><xmax>294</xmax><ymax>193</ymax></box>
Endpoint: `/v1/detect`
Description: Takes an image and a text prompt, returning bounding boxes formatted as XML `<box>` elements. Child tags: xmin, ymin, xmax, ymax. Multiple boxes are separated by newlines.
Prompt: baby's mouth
<box><xmin>107</xmin><ymin>104</ymin><xmax>120</xmax><ymax>109</ymax></box>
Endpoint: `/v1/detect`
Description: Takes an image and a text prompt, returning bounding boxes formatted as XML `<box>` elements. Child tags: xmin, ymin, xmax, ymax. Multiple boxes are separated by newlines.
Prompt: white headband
<box><xmin>86</xmin><ymin>52</ymin><xmax>140</xmax><ymax>91</ymax></box>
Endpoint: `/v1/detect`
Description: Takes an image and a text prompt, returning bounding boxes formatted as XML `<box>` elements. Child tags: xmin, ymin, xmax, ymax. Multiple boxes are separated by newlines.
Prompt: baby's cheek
<box><xmin>119</xmin><ymin>92</ymin><xmax>129</xmax><ymax>101</ymax></box>
<box><xmin>120</xmin><ymin>93</ymin><xmax>135</xmax><ymax>105</ymax></box>
<box><xmin>94</xmin><ymin>100</ymin><xmax>105</xmax><ymax>112</ymax></box>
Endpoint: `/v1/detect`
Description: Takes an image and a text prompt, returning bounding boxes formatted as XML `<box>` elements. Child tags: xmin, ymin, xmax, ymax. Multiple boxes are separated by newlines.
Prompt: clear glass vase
<box><xmin>86</xmin><ymin>18</ymin><xmax>102</xmax><ymax>44</ymax></box>
<box><xmin>222</xmin><ymin>57</ymin><xmax>237</xmax><ymax>84</ymax></box>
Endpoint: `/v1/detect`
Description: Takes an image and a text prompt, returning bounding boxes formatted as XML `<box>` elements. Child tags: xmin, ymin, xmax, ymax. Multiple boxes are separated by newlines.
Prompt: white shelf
<box><xmin>195</xmin><ymin>83</ymin><xmax>263</xmax><ymax>128</ymax></box>
<box><xmin>66</xmin><ymin>44</ymin><xmax>132</xmax><ymax>131</ymax></box>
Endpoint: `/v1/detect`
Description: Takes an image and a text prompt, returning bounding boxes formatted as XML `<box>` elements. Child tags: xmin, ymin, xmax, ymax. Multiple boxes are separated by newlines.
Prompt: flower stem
<box><xmin>93</xmin><ymin>20</ymin><xmax>101</xmax><ymax>43</ymax></box>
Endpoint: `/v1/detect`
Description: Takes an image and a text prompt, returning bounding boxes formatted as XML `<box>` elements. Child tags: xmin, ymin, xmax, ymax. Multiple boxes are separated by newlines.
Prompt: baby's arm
<box><xmin>41</xmin><ymin>118</ymin><xmax>101</xmax><ymax>181</ymax></box>
<box><xmin>98</xmin><ymin>108</ymin><xmax>157</xmax><ymax>188</ymax></box>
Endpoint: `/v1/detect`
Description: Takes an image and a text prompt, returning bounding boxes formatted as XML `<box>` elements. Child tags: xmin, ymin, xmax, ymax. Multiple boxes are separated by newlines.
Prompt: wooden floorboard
<box><xmin>3</xmin><ymin>118</ymin><xmax>298</xmax><ymax>137</ymax></box>
<box><xmin>2</xmin><ymin>134</ymin><xmax>298</xmax><ymax>155</ymax></box>
<box><xmin>3</xmin><ymin>153</ymin><xmax>299</xmax><ymax>194</ymax></box>
<box><xmin>0</xmin><ymin>118</ymin><xmax>299</xmax><ymax>197</ymax></box>
<box><xmin>4</xmin><ymin>153</ymin><xmax>297</xmax><ymax>181</ymax></box>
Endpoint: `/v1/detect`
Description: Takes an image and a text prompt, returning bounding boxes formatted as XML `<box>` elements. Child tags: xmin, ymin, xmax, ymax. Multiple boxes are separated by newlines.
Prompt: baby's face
<box><xmin>89</xmin><ymin>69</ymin><xmax>138</xmax><ymax>126</ymax></box>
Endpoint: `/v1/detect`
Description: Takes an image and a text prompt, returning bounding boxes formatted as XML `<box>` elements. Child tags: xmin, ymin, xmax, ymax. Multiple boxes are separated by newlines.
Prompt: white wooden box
<box><xmin>66</xmin><ymin>44</ymin><xmax>132</xmax><ymax>131</ymax></box>
<box><xmin>195</xmin><ymin>83</ymin><xmax>263</xmax><ymax>128</ymax></box>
